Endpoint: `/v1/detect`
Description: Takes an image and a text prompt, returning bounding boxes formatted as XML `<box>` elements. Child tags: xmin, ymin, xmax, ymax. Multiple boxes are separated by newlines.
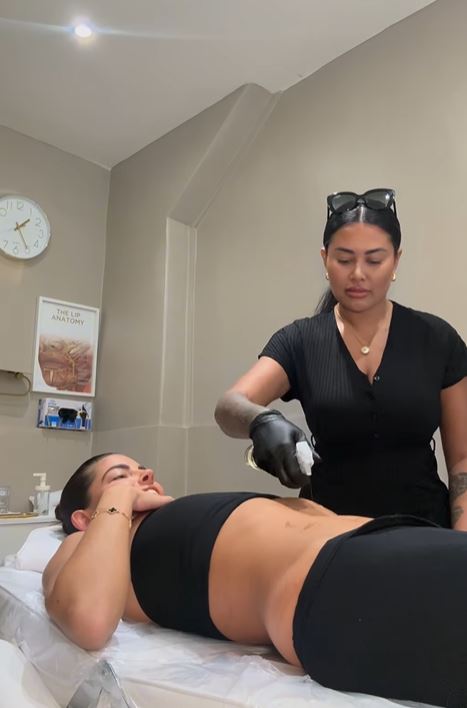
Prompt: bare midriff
<box><xmin>209</xmin><ymin>497</ymin><xmax>370</xmax><ymax>666</ymax></box>
<box><xmin>123</xmin><ymin>497</ymin><xmax>370</xmax><ymax>668</ymax></box>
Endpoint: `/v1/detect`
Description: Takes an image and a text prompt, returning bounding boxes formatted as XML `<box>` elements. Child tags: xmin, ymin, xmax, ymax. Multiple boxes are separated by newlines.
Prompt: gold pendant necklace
<box><xmin>335</xmin><ymin>305</ymin><xmax>382</xmax><ymax>356</ymax></box>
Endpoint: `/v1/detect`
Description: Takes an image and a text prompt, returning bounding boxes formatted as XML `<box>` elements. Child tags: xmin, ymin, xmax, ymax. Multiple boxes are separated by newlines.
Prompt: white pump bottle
<box><xmin>33</xmin><ymin>473</ymin><xmax>50</xmax><ymax>515</ymax></box>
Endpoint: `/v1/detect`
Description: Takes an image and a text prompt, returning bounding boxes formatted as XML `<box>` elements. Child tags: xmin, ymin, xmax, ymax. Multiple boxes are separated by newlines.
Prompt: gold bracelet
<box><xmin>245</xmin><ymin>445</ymin><xmax>262</xmax><ymax>471</ymax></box>
<box><xmin>90</xmin><ymin>506</ymin><xmax>132</xmax><ymax>529</ymax></box>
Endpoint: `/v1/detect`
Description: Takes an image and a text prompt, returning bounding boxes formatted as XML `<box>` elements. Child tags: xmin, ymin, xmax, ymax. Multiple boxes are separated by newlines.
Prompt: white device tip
<box><xmin>295</xmin><ymin>441</ymin><xmax>314</xmax><ymax>476</ymax></box>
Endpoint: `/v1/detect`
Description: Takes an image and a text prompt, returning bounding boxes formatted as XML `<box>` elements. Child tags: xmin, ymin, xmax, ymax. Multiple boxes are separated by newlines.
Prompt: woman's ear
<box><xmin>71</xmin><ymin>509</ymin><xmax>92</xmax><ymax>532</ymax></box>
<box><xmin>320</xmin><ymin>247</ymin><xmax>327</xmax><ymax>268</ymax></box>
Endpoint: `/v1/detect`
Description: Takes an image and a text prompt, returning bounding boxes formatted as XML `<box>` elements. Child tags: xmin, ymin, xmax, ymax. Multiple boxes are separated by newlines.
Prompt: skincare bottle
<box><xmin>33</xmin><ymin>473</ymin><xmax>50</xmax><ymax>515</ymax></box>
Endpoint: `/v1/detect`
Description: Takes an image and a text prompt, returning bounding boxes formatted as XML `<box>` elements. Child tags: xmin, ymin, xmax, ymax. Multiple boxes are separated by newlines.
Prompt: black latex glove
<box><xmin>249</xmin><ymin>409</ymin><xmax>311</xmax><ymax>489</ymax></box>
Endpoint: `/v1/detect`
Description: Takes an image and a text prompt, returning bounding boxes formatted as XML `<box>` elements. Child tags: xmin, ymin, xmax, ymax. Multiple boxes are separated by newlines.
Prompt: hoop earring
<box><xmin>325</xmin><ymin>272</ymin><xmax>329</xmax><ymax>280</ymax></box>
<box><xmin>392</xmin><ymin>273</ymin><xmax>397</xmax><ymax>282</ymax></box>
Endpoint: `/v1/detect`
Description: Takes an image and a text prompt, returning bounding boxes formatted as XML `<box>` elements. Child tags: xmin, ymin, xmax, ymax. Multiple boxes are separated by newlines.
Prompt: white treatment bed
<box><xmin>0</xmin><ymin>526</ymin><xmax>437</xmax><ymax>708</ymax></box>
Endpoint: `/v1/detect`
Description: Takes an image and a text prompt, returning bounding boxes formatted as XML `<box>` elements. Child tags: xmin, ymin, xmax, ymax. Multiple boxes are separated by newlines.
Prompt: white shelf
<box><xmin>0</xmin><ymin>515</ymin><xmax>56</xmax><ymax>527</ymax></box>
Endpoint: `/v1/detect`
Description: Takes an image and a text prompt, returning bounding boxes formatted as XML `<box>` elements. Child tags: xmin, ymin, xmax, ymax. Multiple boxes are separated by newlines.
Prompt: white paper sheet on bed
<box><xmin>0</xmin><ymin>566</ymin><xmax>435</xmax><ymax>708</ymax></box>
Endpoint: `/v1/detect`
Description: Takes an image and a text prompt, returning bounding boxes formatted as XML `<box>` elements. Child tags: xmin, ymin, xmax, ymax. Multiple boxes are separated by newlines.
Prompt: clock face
<box><xmin>0</xmin><ymin>195</ymin><xmax>51</xmax><ymax>260</ymax></box>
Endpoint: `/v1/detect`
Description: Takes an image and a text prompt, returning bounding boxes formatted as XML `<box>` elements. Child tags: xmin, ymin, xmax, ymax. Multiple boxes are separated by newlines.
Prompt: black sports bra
<box><xmin>130</xmin><ymin>492</ymin><xmax>276</xmax><ymax>639</ymax></box>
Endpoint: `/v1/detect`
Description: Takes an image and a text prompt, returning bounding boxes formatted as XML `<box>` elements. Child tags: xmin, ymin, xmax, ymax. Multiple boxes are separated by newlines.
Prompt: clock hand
<box><xmin>16</xmin><ymin>218</ymin><xmax>30</xmax><ymax>230</ymax></box>
<box><xmin>14</xmin><ymin>222</ymin><xmax>29</xmax><ymax>251</ymax></box>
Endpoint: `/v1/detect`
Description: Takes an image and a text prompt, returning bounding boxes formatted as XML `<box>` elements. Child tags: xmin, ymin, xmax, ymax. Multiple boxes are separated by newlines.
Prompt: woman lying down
<box><xmin>45</xmin><ymin>453</ymin><xmax>467</xmax><ymax>708</ymax></box>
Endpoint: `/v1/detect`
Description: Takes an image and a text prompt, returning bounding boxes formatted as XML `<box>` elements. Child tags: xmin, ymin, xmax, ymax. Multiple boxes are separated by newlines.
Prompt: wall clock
<box><xmin>0</xmin><ymin>195</ymin><xmax>51</xmax><ymax>260</ymax></box>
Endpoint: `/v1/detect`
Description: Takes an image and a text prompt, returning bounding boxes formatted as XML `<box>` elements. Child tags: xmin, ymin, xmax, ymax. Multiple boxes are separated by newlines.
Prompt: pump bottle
<box><xmin>33</xmin><ymin>473</ymin><xmax>50</xmax><ymax>515</ymax></box>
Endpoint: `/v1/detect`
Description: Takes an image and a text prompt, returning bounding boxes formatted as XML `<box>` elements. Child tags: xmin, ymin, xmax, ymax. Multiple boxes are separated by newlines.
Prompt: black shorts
<box><xmin>292</xmin><ymin>515</ymin><xmax>467</xmax><ymax>708</ymax></box>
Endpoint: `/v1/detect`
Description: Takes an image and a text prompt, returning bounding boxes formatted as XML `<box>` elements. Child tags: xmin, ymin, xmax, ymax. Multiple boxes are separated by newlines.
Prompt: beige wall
<box><xmin>3</xmin><ymin>0</ymin><xmax>465</xmax><ymax>511</ymax></box>
<box><xmin>96</xmin><ymin>0</ymin><xmax>466</xmax><ymax>498</ymax></box>
<box><xmin>0</xmin><ymin>126</ymin><xmax>109</xmax><ymax>511</ymax></box>
<box><xmin>93</xmin><ymin>89</ymin><xmax>249</xmax><ymax>496</ymax></box>
<box><xmin>191</xmin><ymin>0</ymin><xmax>466</xmax><ymax>491</ymax></box>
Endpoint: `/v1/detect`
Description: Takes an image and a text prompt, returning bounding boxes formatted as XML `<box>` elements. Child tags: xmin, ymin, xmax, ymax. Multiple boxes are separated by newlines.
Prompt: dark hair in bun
<box><xmin>323</xmin><ymin>204</ymin><xmax>401</xmax><ymax>251</ymax></box>
<box><xmin>56</xmin><ymin>453</ymin><xmax>113</xmax><ymax>534</ymax></box>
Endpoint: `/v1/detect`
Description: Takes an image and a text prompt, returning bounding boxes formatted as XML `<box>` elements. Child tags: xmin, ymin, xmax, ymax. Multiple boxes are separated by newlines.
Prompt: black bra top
<box><xmin>130</xmin><ymin>491</ymin><xmax>276</xmax><ymax>639</ymax></box>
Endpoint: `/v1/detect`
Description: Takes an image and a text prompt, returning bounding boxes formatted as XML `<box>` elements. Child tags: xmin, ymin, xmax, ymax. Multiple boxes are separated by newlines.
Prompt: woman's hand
<box><xmin>132</xmin><ymin>488</ymin><xmax>174</xmax><ymax>513</ymax></box>
<box><xmin>249</xmin><ymin>409</ymin><xmax>312</xmax><ymax>488</ymax></box>
<box><xmin>105</xmin><ymin>476</ymin><xmax>173</xmax><ymax>514</ymax></box>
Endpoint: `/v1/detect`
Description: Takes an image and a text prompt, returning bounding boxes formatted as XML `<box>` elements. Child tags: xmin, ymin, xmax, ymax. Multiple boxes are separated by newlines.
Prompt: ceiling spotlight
<box><xmin>74</xmin><ymin>23</ymin><xmax>93</xmax><ymax>39</ymax></box>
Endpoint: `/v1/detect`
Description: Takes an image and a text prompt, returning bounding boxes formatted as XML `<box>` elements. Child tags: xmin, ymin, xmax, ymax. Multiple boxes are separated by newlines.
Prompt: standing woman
<box><xmin>215</xmin><ymin>189</ymin><xmax>467</xmax><ymax>528</ymax></box>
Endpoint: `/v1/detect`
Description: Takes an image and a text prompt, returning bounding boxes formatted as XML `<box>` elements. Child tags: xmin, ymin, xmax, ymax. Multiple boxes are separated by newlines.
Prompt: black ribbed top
<box><xmin>260</xmin><ymin>302</ymin><xmax>467</xmax><ymax>525</ymax></box>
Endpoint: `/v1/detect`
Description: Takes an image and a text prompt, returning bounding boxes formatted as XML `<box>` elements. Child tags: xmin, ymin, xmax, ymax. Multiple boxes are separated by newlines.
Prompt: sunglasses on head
<box><xmin>327</xmin><ymin>188</ymin><xmax>396</xmax><ymax>218</ymax></box>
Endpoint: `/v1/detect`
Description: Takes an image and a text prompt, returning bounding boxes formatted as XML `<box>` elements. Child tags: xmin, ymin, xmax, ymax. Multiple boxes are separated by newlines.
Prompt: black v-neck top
<box><xmin>261</xmin><ymin>302</ymin><xmax>467</xmax><ymax>526</ymax></box>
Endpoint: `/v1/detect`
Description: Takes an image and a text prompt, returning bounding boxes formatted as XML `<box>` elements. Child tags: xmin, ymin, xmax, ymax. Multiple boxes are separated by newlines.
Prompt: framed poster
<box><xmin>32</xmin><ymin>297</ymin><xmax>100</xmax><ymax>397</ymax></box>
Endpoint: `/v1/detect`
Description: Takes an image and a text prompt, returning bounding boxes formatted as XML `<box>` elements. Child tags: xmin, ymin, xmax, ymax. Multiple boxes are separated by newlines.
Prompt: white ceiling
<box><xmin>0</xmin><ymin>0</ymin><xmax>435</xmax><ymax>168</ymax></box>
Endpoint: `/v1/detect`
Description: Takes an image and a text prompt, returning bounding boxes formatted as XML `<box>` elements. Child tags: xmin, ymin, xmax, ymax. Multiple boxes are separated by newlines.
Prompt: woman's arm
<box><xmin>440</xmin><ymin>378</ymin><xmax>467</xmax><ymax>530</ymax></box>
<box><xmin>215</xmin><ymin>357</ymin><xmax>310</xmax><ymax>488</ymax></box>
<box><xmin>214</xmin><ymin>357</ymin><xmax>290</xmax><ymax>438</ymax></box>
<box><xmin>43</xmin><ymin>484</ymin><xmax>139</xmax><ymax>650</ymax></box>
